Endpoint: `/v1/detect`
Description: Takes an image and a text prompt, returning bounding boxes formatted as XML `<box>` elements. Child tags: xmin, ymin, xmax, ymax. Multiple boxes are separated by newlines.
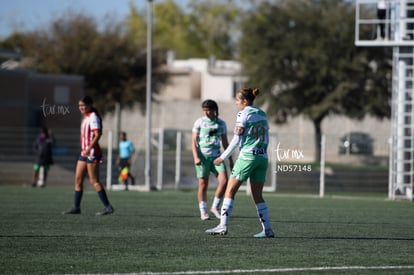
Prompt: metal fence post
<box><xmin>106</xmin><ymin>130</ymin><xmax>113</xmax><ymax>190</ymax></box>
<box><xmin>156</xmin><ymin>128</ymin><xmax>164</xmax><ymax>191</ymax></box>
<box><xmin>319</xmin><ymin>134</ymin><xmax>326</xmax><ymax>198</ymax></box>
<box><xmin>175</xmin><ymin>130</ymin><xmax>182</xmax><ymax>190</ymax></box>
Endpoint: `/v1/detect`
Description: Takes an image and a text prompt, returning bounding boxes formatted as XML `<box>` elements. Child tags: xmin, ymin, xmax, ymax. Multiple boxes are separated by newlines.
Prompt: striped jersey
<box><xmin>236</xmin><ymin>105</ymin><xmax>269</xmax><ymax>160</ymax></box>
<box><xmin>192</xmin><ymin>116</ymin><xmax>227</xmax><ymax>157</ymax></box>
<box><xmin>80</xmin><ymin>111</ymin><xmax>102</xmax><ymax>157</ymax></box>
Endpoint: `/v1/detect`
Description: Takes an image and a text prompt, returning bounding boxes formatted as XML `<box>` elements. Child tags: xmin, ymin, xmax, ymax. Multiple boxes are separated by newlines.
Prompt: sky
<box><xmin>0</xmin><ymin>0</ymin><xmax>188</xmax><ymax>38</ymax></box>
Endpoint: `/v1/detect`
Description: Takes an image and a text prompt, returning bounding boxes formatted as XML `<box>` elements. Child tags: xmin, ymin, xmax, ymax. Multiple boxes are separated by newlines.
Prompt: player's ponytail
<box><xmin>238</xmin><ymin>87</ymin><xmax>260</xmax><ymax>104</ymax></box>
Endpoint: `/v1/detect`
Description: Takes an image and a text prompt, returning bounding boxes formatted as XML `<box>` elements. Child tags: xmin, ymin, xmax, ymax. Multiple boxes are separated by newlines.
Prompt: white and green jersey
<box><xmin>236</xmin><ymin>105</ymin><xmax>269</xmax><ymax>160</ymax></box>
<box><xmin>192</xmin><ymin>116</ymin><xmax>227</xmax><ymax>157</ymax></box>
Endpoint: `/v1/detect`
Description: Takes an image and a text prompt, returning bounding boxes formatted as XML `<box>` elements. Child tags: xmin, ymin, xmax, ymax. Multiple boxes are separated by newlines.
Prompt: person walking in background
<box><xmin>205</xmin><ymin>88</ymin><xmax>275</xmax><ymax>238</ymax></box>
<box><xmin>32</xmin><ymin>126</ymin><xmax>54</xmax><ymax>187</ymax></box>
<box><xmin>62</xmin><ymin>96</ymin><xmax>114</xmax><ymax>215</ymax></box>
<box><xmin>116</xmin><ymin>131</ymin><xmax>135</xmax><ymax>189</ymax></box>
<box><xmin>192</xmin><ymin>99</ymin><xmax>233</xmax><ymax>220</ymax></box>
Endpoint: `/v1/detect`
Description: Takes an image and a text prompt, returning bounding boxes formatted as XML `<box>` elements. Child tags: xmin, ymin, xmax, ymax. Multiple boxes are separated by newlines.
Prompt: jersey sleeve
<box><xmin>192</xmin><ymin>118</ymin><xmax>201</xmax><ymax>133</ymax></box>
<box><xmin>233</xmin><ymin>111</ymin><xmax>246</xmax><ymax>135</ymax></box>
<box><xmin>89</xmin><ymin>112</ymin><xmax>102</xmax><ymax>130</ymax></box>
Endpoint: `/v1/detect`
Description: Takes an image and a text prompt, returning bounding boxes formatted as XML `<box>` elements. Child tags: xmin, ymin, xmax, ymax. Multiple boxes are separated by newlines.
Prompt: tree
<box><xmin>126</xmin><ymin>0</ymin><xmax>239</xmax><ymax>59</ymax></box>
<box><xmin>239</xmin><ymin>0</ymin><xmax>392</xmax><ymax>160</ymax></box>
<box><xmin>186</xmin><ymin>0</ymin><xmax>240</xmax><ymax>59</ymax></box>
<box><xmin>1</xmin><ymin>12</ymin><xmax>168</xmax><ymax>114</ymax></box>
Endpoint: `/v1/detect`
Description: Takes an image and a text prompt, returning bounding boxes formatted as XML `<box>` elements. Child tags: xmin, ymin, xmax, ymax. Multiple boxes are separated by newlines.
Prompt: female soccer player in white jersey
<box><xmin>192</xmin><ymin>100</ymin><xmax>233</xmax><ymax>220</ymax></box>
<box><xmin>205</xmin><ymin>88</ymin><xmax>275</xmax><ymax>238</ymax></box>
<box><xmin>63</xmin><ymin>96</ymin><xmax>114</xmax><ymax>216</ymax></box>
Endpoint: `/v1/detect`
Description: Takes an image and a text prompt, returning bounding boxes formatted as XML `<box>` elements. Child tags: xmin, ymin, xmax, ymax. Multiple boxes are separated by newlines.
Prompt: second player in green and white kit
<box><xmin>192</xmin><ymin>100</ymin><xmax>233</xmax><ymax>220</ymax></box>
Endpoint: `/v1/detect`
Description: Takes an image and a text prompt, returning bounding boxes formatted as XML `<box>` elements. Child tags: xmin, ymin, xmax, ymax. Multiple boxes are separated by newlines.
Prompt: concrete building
<box><xmin>0</xmin><ymin>50</ymin><xmax>84</xmax><ymax>158</ymax></box>
<box><xmin>103</xmin><ymin>57</ymin><xmax>391</xmax><ymax>163</ymax></box>
<box><xmin>0</xmin><ymin>70</ymin><xmax>84</xmax><ymax>129</ymax></box>
<box><xmin>159</xmin><ymin>55</ymin><xmax>245</xmax><ymax>103</ymax></box>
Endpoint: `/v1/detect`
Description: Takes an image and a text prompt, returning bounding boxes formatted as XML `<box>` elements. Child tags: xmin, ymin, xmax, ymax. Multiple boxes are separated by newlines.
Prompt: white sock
<box><xmin>199</xmin><ymin>201</ymin><xmax>208</xmax><ymax>214</ymax></box>
<box><xmin>256</xmin><ymin>202</ymin><xmax>271</xmax><ymax>231</ymax></box>
<box><xmin>212</xmin><ymin>197</ymin><xmax>221</xmax><ymax>209</ymax></box>
<box><xmin>220</xmin><ymin>198</ymin><xmax>234</xmax><ymax>226</ymax></box>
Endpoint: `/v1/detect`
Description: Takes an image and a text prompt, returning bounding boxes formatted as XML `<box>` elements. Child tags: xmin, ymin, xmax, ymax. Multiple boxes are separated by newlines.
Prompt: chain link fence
<box><xmin>0</xmin><ymin>127</ymin><xmax>389</xmax><ymax>195</ymax></box>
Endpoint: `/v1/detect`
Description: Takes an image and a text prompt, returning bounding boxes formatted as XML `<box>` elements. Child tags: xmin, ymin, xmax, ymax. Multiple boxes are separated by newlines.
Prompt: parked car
<box><xmin>338</xmin><ymin>132</ymin><xmax>373</xmax><ymax>155</ymax></box>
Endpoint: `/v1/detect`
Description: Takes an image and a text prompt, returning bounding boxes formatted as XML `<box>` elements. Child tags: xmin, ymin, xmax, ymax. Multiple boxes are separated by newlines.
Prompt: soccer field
<box><xmin>1</xmin><ymin>186</ymin><xmax>414</xmax><ymax>274</ymax></box>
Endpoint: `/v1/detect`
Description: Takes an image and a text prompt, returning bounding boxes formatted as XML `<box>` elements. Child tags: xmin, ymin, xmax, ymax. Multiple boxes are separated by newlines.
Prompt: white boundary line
<box><xmin>113</xmin><ymin>265</ymin><xmax>414</xmax><ymax>275</ymax></box>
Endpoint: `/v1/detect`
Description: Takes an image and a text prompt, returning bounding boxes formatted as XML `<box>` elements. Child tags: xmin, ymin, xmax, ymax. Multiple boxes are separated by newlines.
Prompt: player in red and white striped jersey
<box><xmin>62</xmin><ymin>96</ymin><xmax>114</xmax><ymax>216</ymax></box>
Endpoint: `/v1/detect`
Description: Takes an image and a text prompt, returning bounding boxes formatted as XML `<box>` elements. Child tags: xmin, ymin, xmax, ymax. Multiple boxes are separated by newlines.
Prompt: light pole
<box><xmin>145</xmin><ymin>0</ymin><xmax>153</xmax><ymax>191</ymax></box>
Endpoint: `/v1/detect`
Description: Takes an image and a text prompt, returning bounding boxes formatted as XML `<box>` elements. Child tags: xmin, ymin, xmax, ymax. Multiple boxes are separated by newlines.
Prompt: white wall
<box><xmin>102</xmin><ymin>100</ymin><xmax>391</xmax><ymax>160</ymax></box>
<box><xmin>166</xmin><ymin>58</ymin><xmax>242</xmax><ymax>103</ymax></box>
<box><xmin>202</xmin><ymin>74</ymin><xmax>234</xmax><ymax>102</ymax></box>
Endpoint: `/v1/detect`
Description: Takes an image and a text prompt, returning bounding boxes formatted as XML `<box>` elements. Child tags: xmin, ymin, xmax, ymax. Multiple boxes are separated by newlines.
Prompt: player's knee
<box><xmin>74</xmin><ymin>182</ymin><xmax>83</xmax><ymax>191</ymax></box>
<box><xmin>91</xmin><ymin>181</ymin><xmax>102</xmax><ymax>190</ymax></box>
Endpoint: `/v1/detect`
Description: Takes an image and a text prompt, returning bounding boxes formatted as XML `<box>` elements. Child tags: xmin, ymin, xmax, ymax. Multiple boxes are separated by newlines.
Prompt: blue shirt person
<box><xmin>116</xmin><ymin>132</ymin><xmax>135</xmax><ymax>188</ymax></box>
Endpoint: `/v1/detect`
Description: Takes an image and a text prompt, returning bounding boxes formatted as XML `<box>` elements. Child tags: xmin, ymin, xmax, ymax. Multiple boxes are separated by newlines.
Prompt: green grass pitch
<box><xmin>1</xmin><ymin>186</ymin><xmax>414</xmax><ymax>274</ymax></box>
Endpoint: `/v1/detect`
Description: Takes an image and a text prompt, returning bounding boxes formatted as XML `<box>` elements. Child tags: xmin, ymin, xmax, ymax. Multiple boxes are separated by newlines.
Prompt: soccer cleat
<box><xmin>96</xmin><ymin>205</ymin><xmax>114</xmax><ymax>216</ymax></box>
<box><xmin>253</xmin><ymin>229</ymin><xmax>275</xmax><ymax>238</ymax></box>
<box><xmin>62</xmin><ymin>208</ymin><xmax>81</xmax><ymax>215</ymax></box>
<box><xmin>205</xmin><ymin>225</ymin><xmax>227</xmax><ymax>235</ymax></box>
<box><xmin>200</xmin><ymin>212</ymin><xmax>210</xmax><ymax>221</ymax></box>
<box><xmin>210</xmin><ymin>207</ymin><xmax>221</xmax><ymax>219</ymax></box>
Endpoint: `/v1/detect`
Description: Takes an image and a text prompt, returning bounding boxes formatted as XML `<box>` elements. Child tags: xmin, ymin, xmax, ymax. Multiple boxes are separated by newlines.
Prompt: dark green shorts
<box><xmin>230</xmin><ymin>158</ymin><xmax>268</xmax><ymax>183</ymax></box>
<box><xmin>33</xmin><ymin>164</ymin><xmax>50</xmax><ymax>171</ymax></box>
<box><xmin>195</xmin><ymin>155</ymin><xmax>226</xmax><ymax>178</ymax></box>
